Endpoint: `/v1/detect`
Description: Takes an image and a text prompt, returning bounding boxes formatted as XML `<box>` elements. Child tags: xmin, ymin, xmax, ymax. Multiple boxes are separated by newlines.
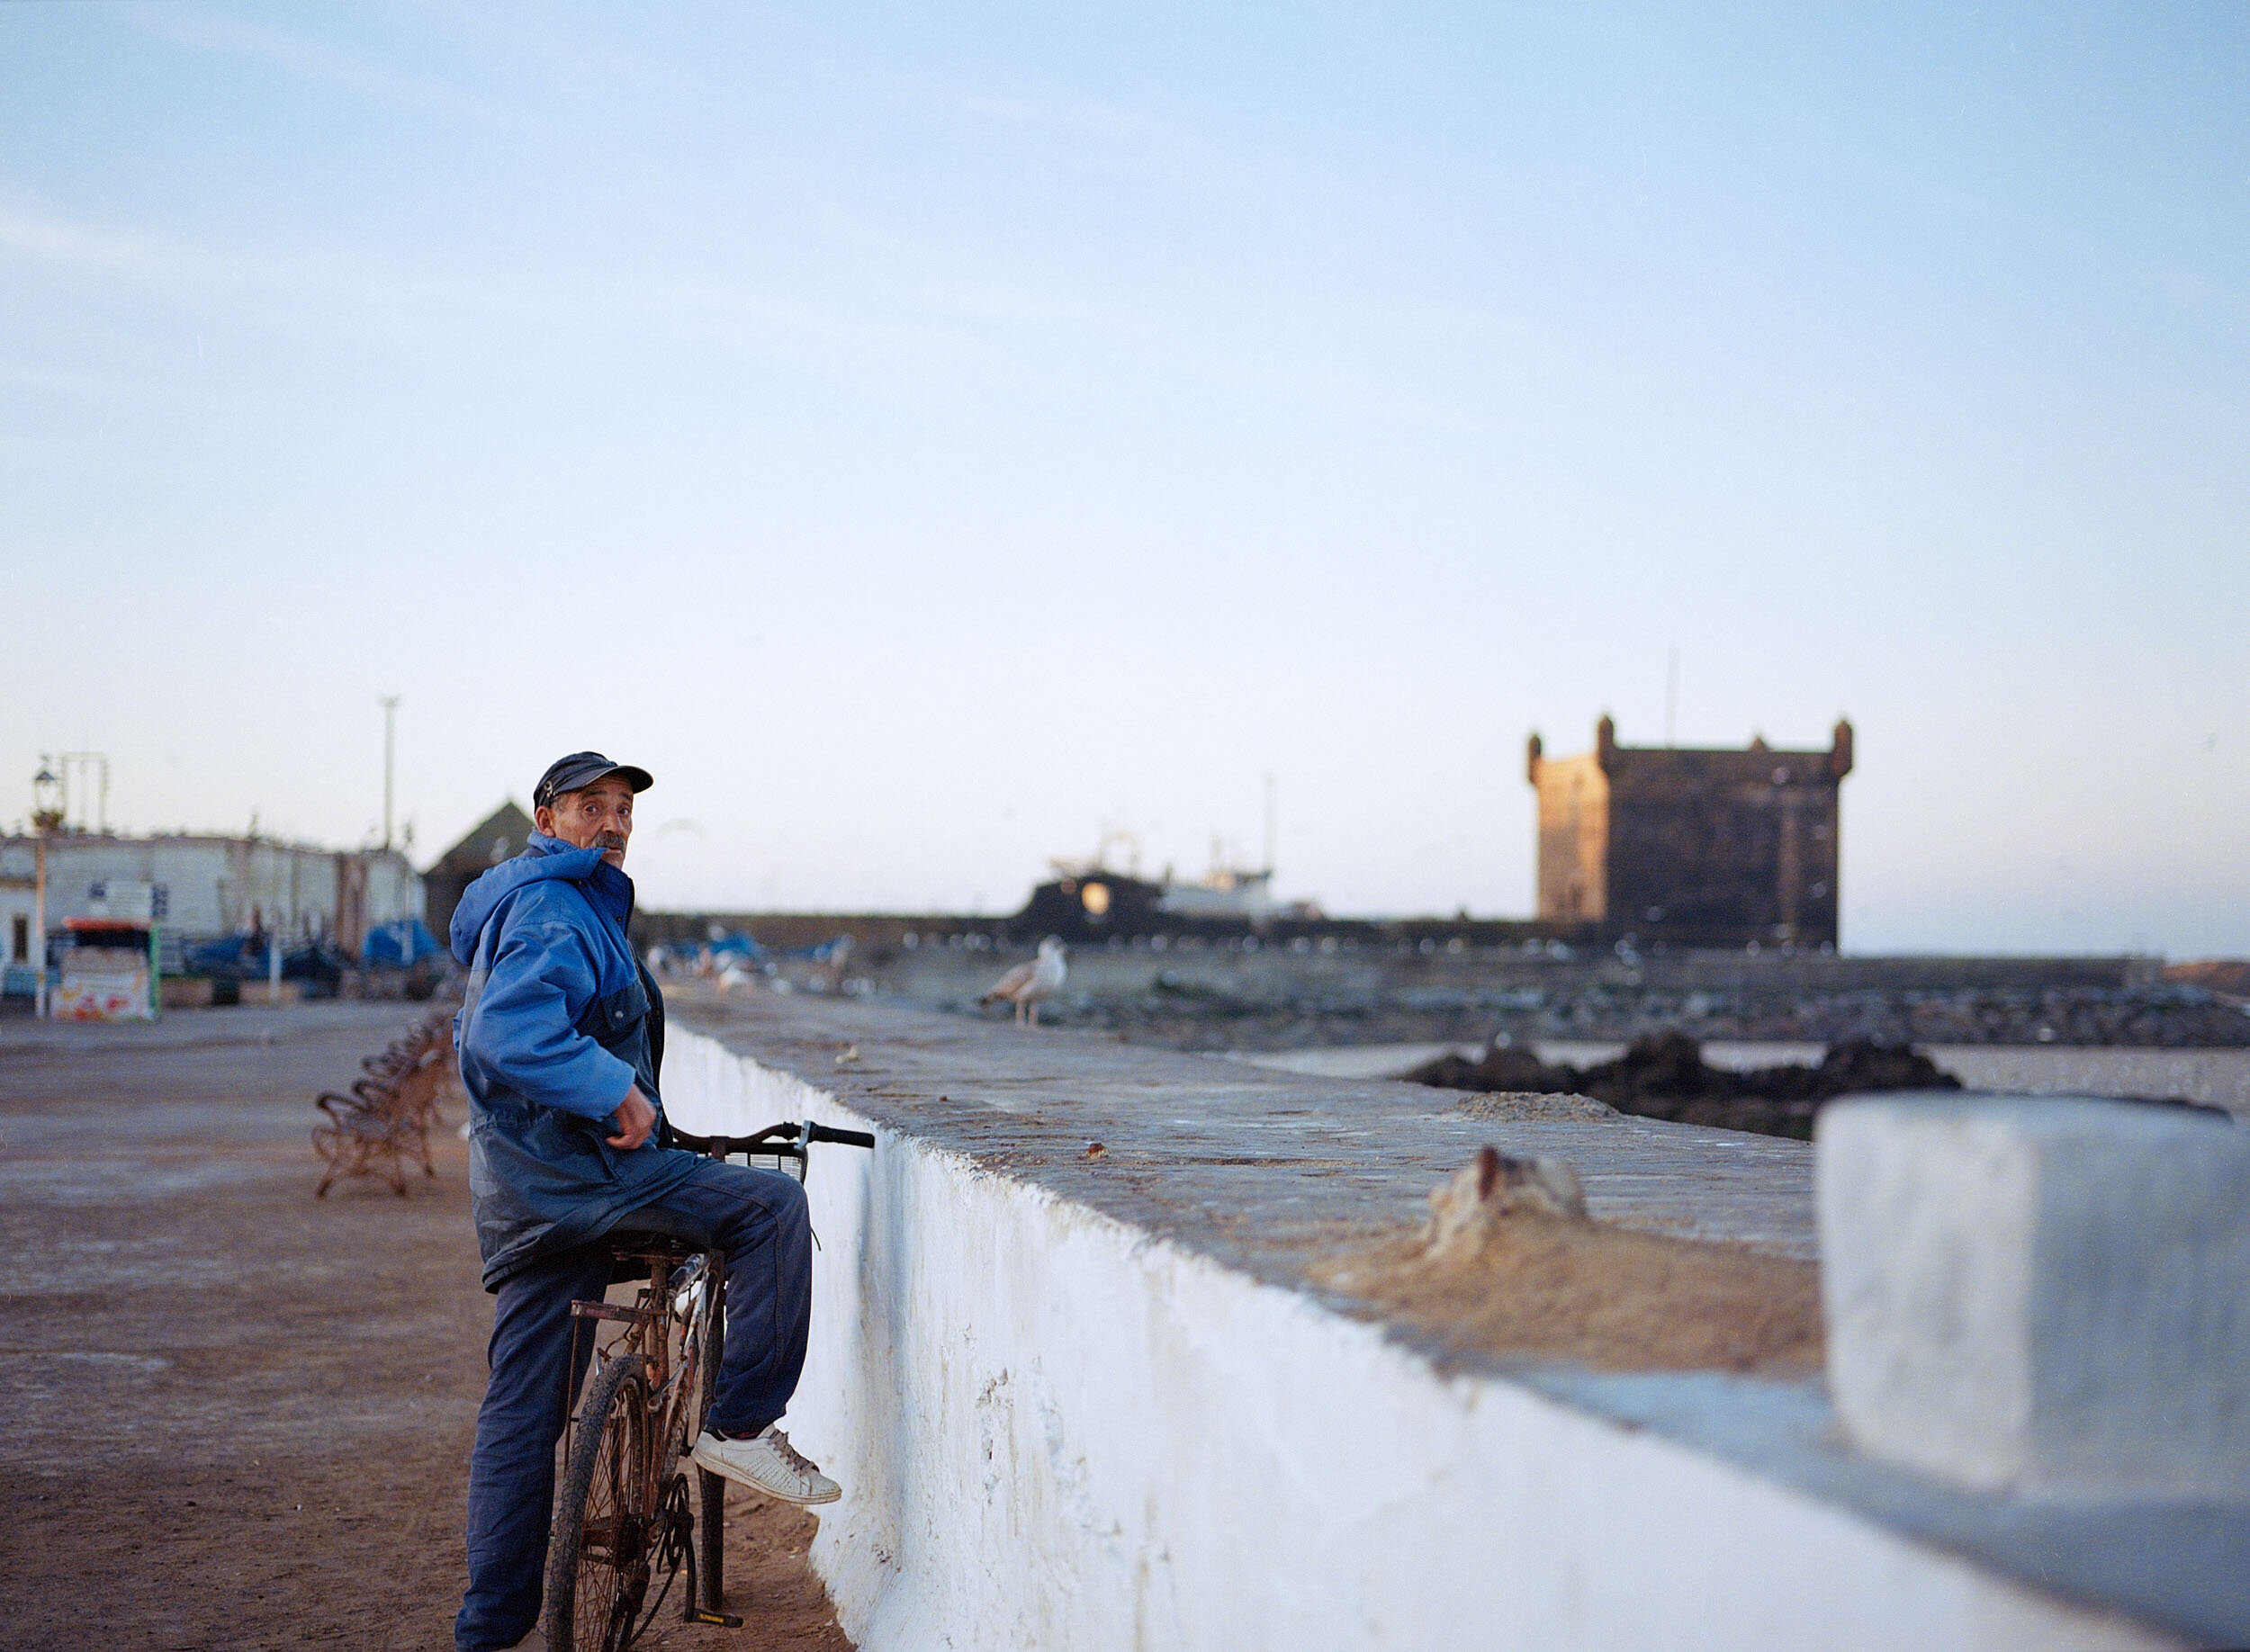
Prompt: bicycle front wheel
<box><xmin>546</xmin><ymin>1354</ymin><xmax>652</xmax><ymax>1652</ymax></box>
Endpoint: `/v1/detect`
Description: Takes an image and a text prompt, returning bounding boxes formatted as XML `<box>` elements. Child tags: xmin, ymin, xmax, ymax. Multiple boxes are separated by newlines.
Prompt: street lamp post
<box><xmin>31</xmin><ymin>762</ymin><xmax>63</xmax><ymax>1020</ymax></box>
<box><xmin>379</xmin><ymin>695</ymin><xmax>400</xmax><ymax>849</ymax></box>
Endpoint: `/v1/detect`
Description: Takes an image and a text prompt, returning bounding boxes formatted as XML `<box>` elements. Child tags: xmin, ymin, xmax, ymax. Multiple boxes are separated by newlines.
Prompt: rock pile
<box><xmin>1407</xmin><ymin>1033</ymin><xmax>1962</xmax><ymax>1140</ymax></box>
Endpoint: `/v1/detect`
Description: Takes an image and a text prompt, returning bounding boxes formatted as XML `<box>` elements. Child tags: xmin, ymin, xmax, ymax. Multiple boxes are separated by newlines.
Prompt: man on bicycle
<box><xmin>451</xmin><ymin>750</ymin><xmax>840</xmax><ymax>1652</ymax></box>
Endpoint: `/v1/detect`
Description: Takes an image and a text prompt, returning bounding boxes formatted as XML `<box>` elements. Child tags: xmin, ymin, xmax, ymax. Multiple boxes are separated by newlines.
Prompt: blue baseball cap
<box><xmin>534</xmin><ymin>751</ymin><xmax>653</xmax><ymax>810</ymax></box>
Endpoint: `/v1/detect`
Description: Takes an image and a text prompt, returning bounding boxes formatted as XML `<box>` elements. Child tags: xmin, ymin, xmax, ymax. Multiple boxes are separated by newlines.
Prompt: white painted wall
<box><xmin>666</xmin><ymin>1030</ymin><xmax>2181</xmax><ymax>1652</ymax></box>
<box><xmin>0</xmin><ymin>834</ymin><xmax>422</xmax><ymax>940</ymax></box>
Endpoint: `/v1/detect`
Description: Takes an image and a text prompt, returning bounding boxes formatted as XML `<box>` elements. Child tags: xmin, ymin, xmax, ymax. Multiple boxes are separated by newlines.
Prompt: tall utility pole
<box><xmin>379</xmin><ymin>696</ymin><xmax>400</xmax><ymax>849</ymax></box>
<box><xmin>1263</xmin><ymin>773</ymin><xmax>1278</xmax><ymax>875</ymax></box>
<box><xmin>1664</xmin><ymin>647</ymin><xmax>1680</xmax><ymax>747</ymax></box>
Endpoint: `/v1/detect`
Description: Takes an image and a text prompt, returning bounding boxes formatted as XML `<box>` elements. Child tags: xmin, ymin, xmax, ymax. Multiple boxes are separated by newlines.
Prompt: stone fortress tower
<box><xmin>1527</xmin><ymin>716</ymin><xmax>1854</xmax><ymax>948</ymax></box>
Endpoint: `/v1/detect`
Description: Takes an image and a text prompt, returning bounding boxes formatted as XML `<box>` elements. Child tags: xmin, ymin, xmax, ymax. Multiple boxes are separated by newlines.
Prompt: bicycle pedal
<box><xmin>686</xmin><ymin>1606</ymin><xmax>745</xmax><ymax>1628</ymax></box>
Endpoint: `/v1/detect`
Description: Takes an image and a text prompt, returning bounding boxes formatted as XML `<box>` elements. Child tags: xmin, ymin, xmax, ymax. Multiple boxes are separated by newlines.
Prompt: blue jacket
<box><xmin>451</xmin><ymin>831</ymin><xmax>700</xmax><ymax>1291</ymax></box>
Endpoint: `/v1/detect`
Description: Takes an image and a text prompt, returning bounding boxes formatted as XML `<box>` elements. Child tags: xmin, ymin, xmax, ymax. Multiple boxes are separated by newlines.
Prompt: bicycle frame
<box><xmin>565</xmin><ymin>1240</ymin><xmax>735</xmax><ymax>1636</ymax></box>
<box><xmin>568</xmin><ymin>1250</ymin><xmax>704</xmax><ymax>1448</ymax></box>
<box><xmin>552</xmin><ymin>1118</ymin><xmax>873</xmax><ymax>1649</ymax></box>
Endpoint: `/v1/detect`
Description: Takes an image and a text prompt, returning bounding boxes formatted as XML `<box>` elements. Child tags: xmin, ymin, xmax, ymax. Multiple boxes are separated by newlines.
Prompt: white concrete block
<box><xmin>1818</xmin><ymin>1095</ymin><xmax>2250</xmax><ymax>1499</ymax></box>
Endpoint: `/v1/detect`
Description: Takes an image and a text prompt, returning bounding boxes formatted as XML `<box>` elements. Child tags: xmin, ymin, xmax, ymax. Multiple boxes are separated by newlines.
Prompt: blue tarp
<box><xmin>363</xmin><ymin>917</ymin><xmax>442</xmax><ymax>968</ymax></box>
<box><xmin>186</xmin><ymin>926</ymin><xmax>437</xmax><ymax>975</ymax></box>
<box><xmin>185</xmin><ymin>934</ymin><xmax>264</xmax><ymax>975</ymax></box>
<box><xmin>173</xmin><ymin>933</ymin><xmax>347</xmax><ymax>995</ymax></box>
<box><xmin>783</xmin><ymin>935</ymin><xmax>853</xmax><ymax>963</ymax></box>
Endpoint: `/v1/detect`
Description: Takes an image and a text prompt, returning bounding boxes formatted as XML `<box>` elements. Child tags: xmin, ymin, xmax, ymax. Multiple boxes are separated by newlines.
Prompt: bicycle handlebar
<box><xmin>666</xmin><ymin>1118</ymin><xmax>875</xmax><ymax>1156</ymax></box>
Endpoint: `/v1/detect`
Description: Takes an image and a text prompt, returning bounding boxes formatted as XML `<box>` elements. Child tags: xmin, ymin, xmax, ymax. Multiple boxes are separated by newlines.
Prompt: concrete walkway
<box><xmin>0</xmin><ymin>997</ymin><xmax>427</xmax><ymax>1061</ymax></box>
<box><xmin>675</xmin><ymin>988</ymin><xmax>1820</xmax><ymax>1270</ymax></box>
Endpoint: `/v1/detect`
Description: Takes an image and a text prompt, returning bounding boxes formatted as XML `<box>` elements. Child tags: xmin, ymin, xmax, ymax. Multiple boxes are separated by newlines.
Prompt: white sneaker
<box><xmin>690</xmin><ymin>1424</ymin><xmax>841</xmax><ymax>1504</ymax></box>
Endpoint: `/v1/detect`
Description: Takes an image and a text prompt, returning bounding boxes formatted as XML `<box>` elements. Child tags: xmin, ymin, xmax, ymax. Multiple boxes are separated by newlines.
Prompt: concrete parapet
<box><xmin>664</xmin><ymin>990</ymin><xmax>2246</xmax><ymax>1648</ymax></box>
<box><xmin>1819</xmin><ymin>1095</ymin><xmax>2250</xmax><ymax>1499</ymax></box>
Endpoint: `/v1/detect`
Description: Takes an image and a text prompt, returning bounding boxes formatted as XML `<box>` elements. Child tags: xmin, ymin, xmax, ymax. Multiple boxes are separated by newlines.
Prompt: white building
<box><xmin>0</xmin><ymin>833</ymin><xmax>424</xmax><ymax>965</ymax></box>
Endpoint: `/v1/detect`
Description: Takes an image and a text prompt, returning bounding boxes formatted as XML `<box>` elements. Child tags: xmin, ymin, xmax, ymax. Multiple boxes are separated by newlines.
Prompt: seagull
<box><xmin>980</xmin><ymin>937</ymin><xmax>1067</xmax><ymax>1027</ymax></box>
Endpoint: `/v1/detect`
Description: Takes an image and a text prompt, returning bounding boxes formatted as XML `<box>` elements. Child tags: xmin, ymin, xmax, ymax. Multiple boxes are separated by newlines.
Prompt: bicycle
<box><xmin>544</xmin><ymin>1118</ymin><xmax>875</xmax><ymax>1652</ymax></box>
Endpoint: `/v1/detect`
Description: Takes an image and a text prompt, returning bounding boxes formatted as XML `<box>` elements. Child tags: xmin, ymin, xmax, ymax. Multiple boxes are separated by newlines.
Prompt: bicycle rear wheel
<box><xmin>546</xmin><ymin>1354</ymin><xmax>652</xmax><ymax>1652</ymax></box>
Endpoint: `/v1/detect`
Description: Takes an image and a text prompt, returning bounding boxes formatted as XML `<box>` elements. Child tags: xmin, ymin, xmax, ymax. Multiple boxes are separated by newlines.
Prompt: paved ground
<box><xmin>0</xmin><ymin>1001</ymin><xmax>850</xmax><ymax>1652</ymax></box>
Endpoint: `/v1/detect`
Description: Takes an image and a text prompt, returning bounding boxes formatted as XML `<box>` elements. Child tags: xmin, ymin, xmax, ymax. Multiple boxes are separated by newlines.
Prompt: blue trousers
<box><xmin>454</xmin><ymin>1159</ymin><xmax>813</xmax><ymax>1652</ymax></box>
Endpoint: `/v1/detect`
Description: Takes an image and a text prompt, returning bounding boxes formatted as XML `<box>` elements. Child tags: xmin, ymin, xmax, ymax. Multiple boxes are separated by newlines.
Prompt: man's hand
<box><xmin>608</xmin><ymin>1085</ymin><xmax>657</xmax><ymax>1150</ymax></box>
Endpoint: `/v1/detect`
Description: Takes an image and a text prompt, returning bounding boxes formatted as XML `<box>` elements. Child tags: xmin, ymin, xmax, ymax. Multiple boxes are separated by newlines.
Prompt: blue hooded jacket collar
<box><xmin>449</xmin><ymin>830</ymin><xmax>635</xmax><ymax>965</ymax></box>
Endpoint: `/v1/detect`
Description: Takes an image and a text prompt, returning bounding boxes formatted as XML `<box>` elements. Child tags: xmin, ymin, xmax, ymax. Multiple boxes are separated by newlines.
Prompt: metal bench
<box><xmin>312</xmin><ymin>1007</ymin><xmax>453</xmax><ymax>1197</ymax></box>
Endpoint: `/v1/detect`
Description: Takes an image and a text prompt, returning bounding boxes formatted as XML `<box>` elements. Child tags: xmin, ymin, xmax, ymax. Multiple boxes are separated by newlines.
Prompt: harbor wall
<box><xmin>664</xmin><ymin>1027</ymin><xmax>2177</xmax><ymax>1650</ymax></box>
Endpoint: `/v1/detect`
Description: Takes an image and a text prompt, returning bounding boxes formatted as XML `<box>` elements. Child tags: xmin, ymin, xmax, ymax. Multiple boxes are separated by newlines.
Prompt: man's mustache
<box><xmin>597</xmin><ymin>833</ymin><xmax>627</xmax><ymax>851</ymax></box>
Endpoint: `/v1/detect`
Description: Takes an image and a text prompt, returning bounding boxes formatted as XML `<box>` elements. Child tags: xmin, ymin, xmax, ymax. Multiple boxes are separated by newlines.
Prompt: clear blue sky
<box><xmin>3</xmin><ymin>3</ymin><xmax>2244</xmax><ymax>954</ymax></box>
